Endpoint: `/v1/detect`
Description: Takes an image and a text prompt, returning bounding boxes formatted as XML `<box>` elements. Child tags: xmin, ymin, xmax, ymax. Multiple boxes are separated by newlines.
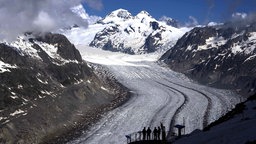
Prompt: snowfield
<box><xmin>65</xmin><ymin>44</ymin><xmax>242</xmax><ymax>144</ymax></box>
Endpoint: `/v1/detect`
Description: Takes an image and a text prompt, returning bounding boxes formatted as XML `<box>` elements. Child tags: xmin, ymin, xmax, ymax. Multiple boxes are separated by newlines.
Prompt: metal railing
<box><xmin>125</xmin><ymin>131</ymin><xmax>171</xmax><ymax>144</ymax></box>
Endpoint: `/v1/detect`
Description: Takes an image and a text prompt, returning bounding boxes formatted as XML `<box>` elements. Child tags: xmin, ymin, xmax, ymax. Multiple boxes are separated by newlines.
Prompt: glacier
<box><xmin>64</xmin><ymin>44</ymin><xmax>242</xmax><ymax>144</ymax></box>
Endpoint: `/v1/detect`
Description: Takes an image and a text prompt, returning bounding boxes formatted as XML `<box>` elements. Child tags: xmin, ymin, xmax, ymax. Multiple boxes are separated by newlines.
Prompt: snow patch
<box><xmin>10</xmin><ymin>95</ymin><xmax>18</xmax><ymax>99</ymax></box>
<box><xmin>198</xmin><ymin>36</ymin><xmax>227</xmax><ymax>51</ymax></box>
<box><xmin>10</xmin><ymin>109</ymin><xmax>25</xmax><ymax>116</ymax></box>
<box><xmin>75</xmin><ymin>79</ymin><xmax>84</xmax><ymax>84</ymax></box>
<box><xmin>41</xmin><ymin>90</ymin><xmax>53</xmax><ymax>95</ymax></box>
<box><xmin>22</xmin><ymin>97</ymin><xmax>29</xmax><ymax>102</ymax></box>
<box><xmin>100</xmin><ymin>86</ymin><xmax>108</xmax><ymax>91</ymax></box>
<box><xmin>9</xmin><ymin>36</ymin><xmax>41</xmax><ymax>59</ymax></box>
<box><xmin>0</xmin><ymin>117</ymin><xmax>7</xmax><ymax>121</ymax></box>
<box><xmin>231</xmin><ymin>42</ymin><xmax>243</xmax><ymax>54</ymax></box>
<box><xmin>34</xmin><ymin>41</ymin><xmax>58</xmax><ymax>58</ymax></box>
<box><xmin>37</xmin><ymin>78</ymin><xmax>48</xmax><ymax>84</ymax></box>
<box><xmin>231</xmin><ymin>32</ymin><xmax>256</xmax><ymax>54</ymax></box>
<box><xmin>87</xmin><ymin>80</ymin><xmax>91</xmax><ymax>84</ymax></box>
<box><xmin>0</xmin><ymin>60</ymin><xmax>18</xmax><ymax>73</ymax></box>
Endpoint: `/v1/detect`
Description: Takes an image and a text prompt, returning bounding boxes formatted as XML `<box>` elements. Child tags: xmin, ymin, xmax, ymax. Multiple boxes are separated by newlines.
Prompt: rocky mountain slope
<box><xmin>0</xmin><ymin>33</ymin><xmax>128</xmax><ymax>143</ymax></box>
<box><xmin>88</xmin><ymin>9</ymin><xmax>189</xmax><ymax>54</ymax></box>
<box><xmin>160</xmin><ymin>21</ymin><xmax>256</xmax><ymax>95</ymax></box>
<box><xmin>159</xmin><ymin>16</ymin><xmax>179</xmax><ymax>28</ymax></box>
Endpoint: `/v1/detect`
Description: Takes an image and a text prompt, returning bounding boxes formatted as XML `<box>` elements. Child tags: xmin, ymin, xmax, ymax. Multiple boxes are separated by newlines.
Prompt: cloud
<box><xmin>33</xmin><ymin>11</ymin><xmax>56</xmax><ymax>33</ymax></box>
<box><xmin>83</xmin><ymin>0</ymin><xmax>103</xmax><ymax>10</ymax></box>
<box><xmin>71</xmin><ymin>4</ymin><xmax>102</xmax><ymax>25</ymax></box>
<box><xmin>232</xmin><ymin>12</ymin><xmax>247</xmax><ymax>19</ymax></box>
<box><xmin>224</xmin><ymin>12</ymin><xmax>256</xmax><ymax>29</ymax></box>
<box><xmin>185</xmin><ymin>16</ymin><xmax>199</xmax><ymax>27</ymax></box>
<box><xmin>0</xmin><ymin>0</ymin><xmax>88</xmax><ymax>42</ymax></box>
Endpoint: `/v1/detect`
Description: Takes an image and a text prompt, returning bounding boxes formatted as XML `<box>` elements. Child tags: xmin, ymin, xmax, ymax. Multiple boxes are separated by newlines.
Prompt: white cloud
<box><xmin>71</xmin><ymin>4</ymin><xmax>102</xmax><ymax>25</ymax></box>
<box><xmin>189</xmin><ymin>16</ymin><xmax>199</xmax><ymax>25</ymax></box>
<box><xmin>232</xmin><ymin>12</ymin><xmax>247</xmax><ymax>19</ymax></box>
<box><xmin>0</xmin><ymin>0</ymin><xmax>88</xmax><ymax>42</ymax></box>
<box><xmin>33</xmin><ymin>11</ymin><xmax>56</xmax><ymax>33</ymax></box>
<box><xmin>185</xmin><ymin>16</ymin><xmax>199</xmax><ymax>27</ymax></box>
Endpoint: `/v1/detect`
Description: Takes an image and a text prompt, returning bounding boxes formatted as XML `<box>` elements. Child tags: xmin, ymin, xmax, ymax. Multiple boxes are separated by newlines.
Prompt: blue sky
<box><xmin>83</xmin><ymin>0</ymin><xmax>255</xmax><ymax>24</ymax></box>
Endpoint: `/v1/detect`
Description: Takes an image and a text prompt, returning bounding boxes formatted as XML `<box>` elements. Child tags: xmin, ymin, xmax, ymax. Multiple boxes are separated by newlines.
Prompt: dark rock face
<box><xmin>159</xmin><ymin>16</ymin><xmax>179</xmax><ymax>28</ymax></box>
<box><xmin>36</xmin><ymin>33</ymin><xmax>82</xmax><ymax>61</ymax></box>
<box><xmin>150</xmin><ymin>21</ymin><xmax>159</xmax><ymax>30</ymax></box>
<box><xmin>0</xmin><ymin>33</ymin><xmax>128</xmax><ymax>143</ymax></box>
<box><xmin>143</xmin><ymin>32</ymin><xmax>162</xmax><ymax>53</ymax></box>
<box><xmin>160</xmin><ymin>22</ymin><xmax>256</xmax><ymax>95</ymax></box>
<box><xmin>0</xmin><ymin>44</ymin><xmax>26</xmax><ymax>66</ymax></box>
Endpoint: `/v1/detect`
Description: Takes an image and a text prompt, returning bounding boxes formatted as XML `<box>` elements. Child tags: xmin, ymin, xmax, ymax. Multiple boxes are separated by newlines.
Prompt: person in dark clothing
<box><xmin>147</xmin><ymin>127</ymin><xmax>151</xmax><ymax>140</ymax></box>
<box><xmin>153</xmin><ymin>127</ymin><xmax>158</xmax><ymax>140</ymax></box>
<box><xmin>157</xmin><ymin>126</ymin><xmax>161</xmax><ymax>140</ymax></box>
<box><xmin>161</xmin><ymin>122</ymin><xmax>164</xmax><ymax>129</ymax></box>
<box><xmin>142</xmin><ymin>127</ymin><xmax>146</xmax><ymax>140</ymax></box>
<box><xmin>162</xmin><ymin>126</ymin><xmax>166</xmax><ymax>141</ymax></box>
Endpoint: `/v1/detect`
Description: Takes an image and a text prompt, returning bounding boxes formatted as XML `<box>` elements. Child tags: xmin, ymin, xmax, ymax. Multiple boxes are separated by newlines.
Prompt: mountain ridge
<box><xmin>160</xmin><ymin>21</ymin><xmax>256</xmax><ymax>95</ymax></box>
<box><xmin>0</xmin><ymin>33</ymin><xmax>128</xmax><ymax>143</ymax></box>
<box><xmin>83</xmin><ymin>8</ymin><xmax>190</xmax><ymax>54</ymax></box>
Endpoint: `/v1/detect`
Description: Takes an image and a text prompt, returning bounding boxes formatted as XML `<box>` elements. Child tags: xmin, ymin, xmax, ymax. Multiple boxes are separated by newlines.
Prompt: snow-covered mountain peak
<box><xmin>65</xmin><ymin>8</ymin><xmax>190</xmax><ymax>54</ymax></box>
<box><xmin>135</xmin><ymin>10</ymin><xmax>154</xmax><ymax>21</ymax></box>
<box><xmin>100</xmin><ymin>9</ymin><xmax>133</xmax><ymax>24</ymax></box>
<box><xmin>108</xmin><ymin>9</ymin><xmax>132</xmax><ymax>19</ymax></box>
<box><xmin>136</xmin><ymin>10</ymin><xmax>152</xmax><ymax>18</ymax></box>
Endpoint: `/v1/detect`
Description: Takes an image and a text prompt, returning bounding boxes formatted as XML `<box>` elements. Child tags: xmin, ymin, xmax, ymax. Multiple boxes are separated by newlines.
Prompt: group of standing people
<box><xmin>141</xmin><ymin>123</ymin><xmax>166</xmax><ymax>141</ymax></box>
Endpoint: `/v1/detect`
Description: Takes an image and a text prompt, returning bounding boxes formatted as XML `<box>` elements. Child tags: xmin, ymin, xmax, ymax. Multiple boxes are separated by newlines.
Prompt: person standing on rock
<box><xmin>147</xmin><ymin>127</ymin><xmax>151</xmax><ymax>140</ymax></box>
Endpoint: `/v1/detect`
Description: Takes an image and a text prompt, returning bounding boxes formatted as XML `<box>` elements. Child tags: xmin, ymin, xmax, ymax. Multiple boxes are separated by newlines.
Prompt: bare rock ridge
<box><xmin>160</xmin><ymin>21</ymin><xmax>256</xmax><ymax>95</ymax></box>
<box><xmin>0</xmin><ymin>33</ymin><xmax>128</xmax><ymax>144</ymax></box>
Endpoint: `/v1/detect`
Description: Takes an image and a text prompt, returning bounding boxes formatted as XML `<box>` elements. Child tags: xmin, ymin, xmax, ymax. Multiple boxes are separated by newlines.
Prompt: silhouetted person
<box><xmin>157</xmin><ymin>126</ymin><xmax>161</xmax><ymax>140</ymax></box>
<box><xmin>142</xmin><ymin>127</ymin><xmax>146</xmax><ymax>140</ymax></box>
<box><xmin>162</xmin><ymin>126</ymin><xmax>166</xmax><ymax>141</ymax></box>
<box><xmin>147</xmin><ymin>127</ymin><xmax>151</xmax><ymax>140</ymax></box>
<box><xmin>161</xmin><ymin>122</ymin><xmax>164</xmax><ymax>129</ymax></box>
<box><xmin>153</xmin><ymin>127</ymin><xmax>158</xmax><ymax>140</ymax></box>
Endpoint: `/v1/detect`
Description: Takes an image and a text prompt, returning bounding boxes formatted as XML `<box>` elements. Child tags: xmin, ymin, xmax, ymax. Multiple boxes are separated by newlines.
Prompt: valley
<box><xmin>66</xmin><ymin>45</ymin><xmax>242</xmax><ymax>144</ymax></box>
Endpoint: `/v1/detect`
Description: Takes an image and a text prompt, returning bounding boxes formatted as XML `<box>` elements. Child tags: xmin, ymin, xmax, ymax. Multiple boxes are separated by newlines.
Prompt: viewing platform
<box><xmin>125</xmin><ymin>124</ymin><xmax>185</xmax><ymax>144</ymax></box>
<box><xmin>125</xmin><ymin>131</ymin><xmax>169</xmax><ymax>144</ymax></box>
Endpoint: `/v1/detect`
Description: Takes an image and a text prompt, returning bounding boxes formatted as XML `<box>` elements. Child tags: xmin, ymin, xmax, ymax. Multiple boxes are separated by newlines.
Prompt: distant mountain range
<box><xmin>70</xmin><ymin>8</ymin><xmax>190</xmax><ymax>54</ymax></box>
<box><xmin>160</xmin><ymin>21</ymin><xmax>256</xmax><ymax>95</ymax></box>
